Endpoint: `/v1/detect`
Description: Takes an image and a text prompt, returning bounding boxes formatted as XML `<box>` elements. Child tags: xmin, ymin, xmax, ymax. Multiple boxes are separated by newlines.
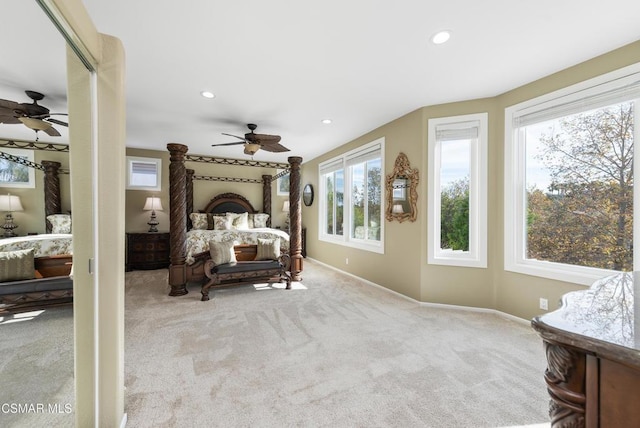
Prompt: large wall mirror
<box><xmin>0</xmin><ymin>1</ymin><xmax>96</xmax><ymax>426</ymax></box>
<box><xmin>385</xmin><ymin>152</ymin><xmax>419</xmax><ymax>223</ymax></box>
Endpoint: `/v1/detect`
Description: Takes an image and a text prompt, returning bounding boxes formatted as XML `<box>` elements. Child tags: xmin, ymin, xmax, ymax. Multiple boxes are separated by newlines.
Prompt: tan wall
<box><xmin>125</xmin><ymin>147</ymin><xmax>289</xmax><ymax>233</ymax></box>
<box><xmin>305</xmin><ymin>39</ymin><xmax>640</xmax><ymax>320</ymax></box>
<box><xmin>0</xmin><ymin>149</ymin><xmax>71</xmax><ymax>235</ymax></box>
<box><xmin>303</xmin><ymin>109</ymin><xmax>424</xmax><ymax>300</ymax></box>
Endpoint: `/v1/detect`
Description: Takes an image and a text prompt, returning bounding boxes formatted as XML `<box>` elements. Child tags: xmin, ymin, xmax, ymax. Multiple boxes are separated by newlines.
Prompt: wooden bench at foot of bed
<box><xmin>0</xmin><ymin>254</ymin><xmax>73</xmax><ymax>311</ymax></box>
<box><xmin>200</xmin><ymin>248</ymin><xmax>291</xmax><ymax>301</ymax></box>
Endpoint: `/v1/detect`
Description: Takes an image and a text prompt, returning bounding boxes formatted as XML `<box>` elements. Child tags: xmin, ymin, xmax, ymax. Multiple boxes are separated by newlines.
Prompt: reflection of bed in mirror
<box><xmin>0</xmin><ymin>154</ymin><xmax>73</xmax><ymax>310</ymax></box>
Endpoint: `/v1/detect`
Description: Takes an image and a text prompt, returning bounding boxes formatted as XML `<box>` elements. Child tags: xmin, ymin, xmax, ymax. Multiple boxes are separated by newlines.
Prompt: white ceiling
<box><xmin>2</xmin><ymin>1</ymin><xmax>640</xmax><ymax>163</ymax></box>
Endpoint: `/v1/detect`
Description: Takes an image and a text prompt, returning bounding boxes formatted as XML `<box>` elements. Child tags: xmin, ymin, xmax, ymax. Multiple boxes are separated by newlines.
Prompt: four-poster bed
<box><xmin>166</xmin><ymin>143</ymin><xmax>303</xmax><ymax>297</ymax></box>
<box><xmin>0</xmin><ymin>142</ymin><xmax>73</xmax><ymax>309</ymax></box>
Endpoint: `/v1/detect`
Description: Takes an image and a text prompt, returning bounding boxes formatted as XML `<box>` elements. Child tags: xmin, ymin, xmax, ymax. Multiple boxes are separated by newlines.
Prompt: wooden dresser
<box><xmin>531</xmin><ymin>273</ymin><xmax>640</xmax><ymax>427</ymax></box>
<box><xmin>126</xmin><ymin>232</ymin><xmax>170</xmax><ymax>271</ymax></box>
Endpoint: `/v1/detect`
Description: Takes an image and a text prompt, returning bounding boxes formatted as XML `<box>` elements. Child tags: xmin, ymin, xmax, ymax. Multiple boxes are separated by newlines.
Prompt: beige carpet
<box><xmin>124</xmin><ymin>260</ymin><xmax>549</xmax><ymax>427</ymax></box>
<box><xmin>1</xmin><ymin>260</ymin><xmax>550</xmax><ymax>427</ymax></box>
<box><xmin>0</xmin><ymin>305</ymin><xmax>74</xmax><ymax>428</ymax></box>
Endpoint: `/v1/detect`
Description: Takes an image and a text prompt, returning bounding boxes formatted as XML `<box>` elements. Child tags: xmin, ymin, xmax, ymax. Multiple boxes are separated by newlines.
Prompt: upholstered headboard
<box><xmin>201</xmin><ymin>192</ymin><xmax>258</xmax><ymax>215</ymax></box>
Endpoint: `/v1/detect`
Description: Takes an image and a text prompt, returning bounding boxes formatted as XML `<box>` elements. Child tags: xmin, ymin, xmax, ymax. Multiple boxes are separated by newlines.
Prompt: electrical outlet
<box><xmin>346</xmin><ymin>258</ymin><xmax>349</xmax><ymax>265</ymax></box>
<box><xmin>539</xmin><ymin>298</ymin><xmax>548</xmax><ymax>311</ymax></box>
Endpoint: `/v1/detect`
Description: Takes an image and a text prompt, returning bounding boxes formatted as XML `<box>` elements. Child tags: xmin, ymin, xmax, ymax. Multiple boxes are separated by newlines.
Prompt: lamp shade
<box><xmin>282</xmin><ymin>200</ymin><xmax>290</xmax><ymax>212</ymax></box>
<box><xmin>392</xmin><ymin>204</ymin><xmax>404</xmax><ymax>214</ymax></box>
<box><xmin>143</xmin><ymin>197</ymin><xmax>163</xmax><ymax>211</ymax></box>
<box><xmin>0</xmin><ymin>194</ymin><xmax>24</xmax><ymax>212</ymax></box>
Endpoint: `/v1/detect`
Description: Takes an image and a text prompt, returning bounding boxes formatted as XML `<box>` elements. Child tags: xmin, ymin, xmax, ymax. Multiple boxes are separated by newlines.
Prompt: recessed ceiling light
<box><xmin>201</xmin><ymin>91</ymin><xmax>215</xmax><ymax>99</ymax></box>
<box><xmin>431</xmin><ymin>30</ymin><xmax>451</xmax><ymax>45</ymax></box>
<box><xmin>321</xmin><ymin>119</ymin><xmax>332</xmax><ymax>124</ymax></box>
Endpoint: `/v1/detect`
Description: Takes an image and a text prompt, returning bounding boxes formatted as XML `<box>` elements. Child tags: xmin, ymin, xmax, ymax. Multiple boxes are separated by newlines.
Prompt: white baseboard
<box><xmin>120</xmin><ymin>412</ymin><xmax>128</xmax><ymax>428</ymax></box>
<box><xmin>306</xmin><ymin>257</ymin><xmax>530</xmax><ymax>326</ymax></box>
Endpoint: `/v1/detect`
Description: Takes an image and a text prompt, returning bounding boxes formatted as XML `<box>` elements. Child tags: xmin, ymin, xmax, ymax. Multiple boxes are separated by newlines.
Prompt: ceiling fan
<box><xmin>212</xmin><ymin>123</ymin><xmax>289</xmax><ymax>156</ymax></box>
<box><xmin>0</xmin><ymin>90</ymin><xmax>68</xmax><ymax>138</ymax></box>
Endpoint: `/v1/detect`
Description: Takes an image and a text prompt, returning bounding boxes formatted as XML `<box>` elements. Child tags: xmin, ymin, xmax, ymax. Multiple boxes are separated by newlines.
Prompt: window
<box><xmin>126</xmin><ymin>156</ymin><xmax>161</xmax><ymax>191</ymax></box>
<box><xmin>319</xmin><ymin>138</ymin><xmax>384</xmax><ymax>253</ymax></box>
<box><xmin>428</xmin><ymin>113</ymin><xmax>488</xmax><ymax>267</ymax></box>
<box><xmin>0</xmin><ymin>148</ymin><xmax>36</xmax><ymax>188</ymax></box>
<box><xmin>505</xmin><ymin>64</ymin><xmax>640</xmax><ymax>285</ymax></box>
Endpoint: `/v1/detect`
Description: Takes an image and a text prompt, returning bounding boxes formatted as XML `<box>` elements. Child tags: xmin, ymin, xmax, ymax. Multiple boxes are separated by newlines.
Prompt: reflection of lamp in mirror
<box><xmin>282</xmin><ymin>200</ymin><xmax>290</xmax><ymax>232</ymax></box>
<box><xmin>392</xmin><ymin>204</ymin><xmax>404</xmax><ymax>214</ymax></box>
<box><xmin>143</xmin><ymin>196</ymin><xmax>163</xmax><ymax>232</ymax></box>
<box><xmin>0</xmin><ymin>194</ymin><xmax>24</xmax><ymax>238</ymax></box>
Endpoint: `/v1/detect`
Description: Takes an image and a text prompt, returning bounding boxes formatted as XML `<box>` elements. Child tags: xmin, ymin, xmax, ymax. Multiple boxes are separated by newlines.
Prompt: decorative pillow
<box><xmin>256</xmin><ymin>238</ymin><xmax>280</xmax><ymax>261</ymax></box>
<box><xmin>209</xmin><ymin>240</ymin><xmax>237</xmax><ymax>266</ymax></box>
<box><xmin>212</xmin><ymin>214</ymin><xmax>231</xmax><ymax>230</ymax></box>
<box><xmin>189</xmin><ymin>213</ymin><xmax>209</xmax><ymax>230</ymax></box>
<box><xmin>47</xmin><ymin>214</ymin><xmax>72</xmax><ymax>234</ymax></box>
<box><xmin>0</xmin><ymin>248</ymin><xmax>35</xmax><ymax>281</ymax></box>
<box><xmin>227</xmin><ymin>212</ymin><xmax>249</xmax><ymax>230</ymax></box>
<box><xmin>252</xmin><ymin>213</ymin><xmax>270</xmax><ymax>229</ymax></box>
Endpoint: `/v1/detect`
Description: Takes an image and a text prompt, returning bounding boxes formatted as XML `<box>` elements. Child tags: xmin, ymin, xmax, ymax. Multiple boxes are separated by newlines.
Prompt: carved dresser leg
<box><xmin>543</xmin><ymin>340</ymin><xmax>586</xmax><ymax>428</ymax></box>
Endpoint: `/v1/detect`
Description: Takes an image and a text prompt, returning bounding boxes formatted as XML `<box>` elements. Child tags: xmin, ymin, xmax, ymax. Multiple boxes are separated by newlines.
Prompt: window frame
<box><xmin>504</xmin><ymin>63</ymin><xmax>640</xmax><ymax>285</ymax></box>
<box><xmin>126</xmin><ymin>156</ymin><xmax>162</xmax><ymax>191</ymax></box>
<box><xmin>318</xmin><ymin>138</ymin><xmax>385</xmax><ymax>254</ymax></box>
<box><xmin>427</xmin><ymin>113</ymin><xmax>488</xmax><ymax>268</ymax></box>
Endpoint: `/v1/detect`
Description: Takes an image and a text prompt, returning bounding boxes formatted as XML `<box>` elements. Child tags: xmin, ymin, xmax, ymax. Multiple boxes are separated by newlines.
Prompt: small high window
<box><xmin>126</xmin><ymin>156</ymin><xmax>161</xmax><ymax>191</ymax></box>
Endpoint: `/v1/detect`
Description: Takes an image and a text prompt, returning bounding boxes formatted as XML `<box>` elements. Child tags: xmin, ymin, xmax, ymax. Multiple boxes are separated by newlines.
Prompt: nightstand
<box><xmin>126</xmin><ymin>232</ymin><xmax>170</xmax><ymax>271</ymax></box>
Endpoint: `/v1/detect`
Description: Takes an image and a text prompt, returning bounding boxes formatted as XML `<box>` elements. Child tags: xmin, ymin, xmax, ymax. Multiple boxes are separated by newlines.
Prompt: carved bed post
<box><xmin>262</xmin><ymin>174</ymin><xmax>272</xmax><ymax>227</ymax></box>
<box><xmin>186</xmin><ymin>168</ymin><xmax>194</xmax><ymax>229</ymax></box>
<box><xmin>167</xmin><ymin>143</ymin><xmax>189</xmax><ymax>296</ymax></box>
<box><xmin>42</xmin><ymin>160</ymin><xmax>62</xmax><ymax>233</ymax></box>
<box><xmin>288</xmin><ymin>156</ymin><xmax>303</xmax><ymax>281</ymax></box>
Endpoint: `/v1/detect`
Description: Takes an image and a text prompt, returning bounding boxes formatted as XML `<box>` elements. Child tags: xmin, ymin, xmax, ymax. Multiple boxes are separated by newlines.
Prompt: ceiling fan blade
<box><xmin>0</xmin><ymin>114</ymin><xmax>21</xmax><ymax>124</ymax></box>
<box><xmin>41</xmin><ymin>126</ymin><xmax>61</xmax><ymax>137</ymax></box>
<box><xmin>259</xmin><ymin>143</ymin><xmax>290</xmax><ymax>153</ymax></box>
<box><xmin>221</xmin><ymin>133</ymin><xmax>246</xmax><ymax>141</ymax></box>
<box><xmin>0</xmin><ymin>99</ymin><xmax>21</xmax><ymax>110</ymax></box>
<box><xmin>46</xmin><ymin>118</ymin><xmax>68</xmax><ymax>127</ymax></box>
<box><xmin>246</xmin><ymin>133</ymin><xmax>281</xmax><ymax>144</ymax></box>
<box><xmin>211</xmin><ymin>141</ymin><xmax>246</xmax><ymax>147</ymax></box>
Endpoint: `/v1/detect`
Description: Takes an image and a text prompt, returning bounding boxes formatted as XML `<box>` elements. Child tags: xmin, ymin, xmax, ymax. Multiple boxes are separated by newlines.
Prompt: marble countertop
<box><xmin>532</xmin><ymin>272</ymin><xmax>640</xmax><ymax>363</ymax></box>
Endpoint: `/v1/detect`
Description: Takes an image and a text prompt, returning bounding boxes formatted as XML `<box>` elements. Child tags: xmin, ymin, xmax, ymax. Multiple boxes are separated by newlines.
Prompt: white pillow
<box><xmin>47</xmin><ymin>214</ymin><xmax>71</xmax><ymax>234</ymax></box>
<box><xmin>212</xmin><ymin>215</ymin><xmax>231</xmax><ymax>230</ymax></box>
<box><xmin>227</xmin><ymin>212</ymin><xmax>249</xmax><ymax>230</ymax></box>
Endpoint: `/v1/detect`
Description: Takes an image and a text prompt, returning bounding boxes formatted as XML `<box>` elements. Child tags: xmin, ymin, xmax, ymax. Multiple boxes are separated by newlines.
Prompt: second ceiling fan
<box><xmin>212</xmin><ymin>123</ymin><xmax>289</xmax><ymax>155</ymax></box>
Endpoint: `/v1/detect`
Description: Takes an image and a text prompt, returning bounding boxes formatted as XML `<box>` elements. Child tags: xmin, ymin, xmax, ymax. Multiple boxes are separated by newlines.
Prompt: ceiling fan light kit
<box><xmin>212</xmin><ymin>123</ymin><xmax>290</xmax><ymax>156</ymax></box>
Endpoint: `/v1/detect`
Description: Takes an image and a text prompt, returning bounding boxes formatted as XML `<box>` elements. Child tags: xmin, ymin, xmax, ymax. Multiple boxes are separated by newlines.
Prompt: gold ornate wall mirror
<box><xmin>385</xmin><ymin>152</ymin><xmax>418</xmax><ymax>222</ymax></box>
